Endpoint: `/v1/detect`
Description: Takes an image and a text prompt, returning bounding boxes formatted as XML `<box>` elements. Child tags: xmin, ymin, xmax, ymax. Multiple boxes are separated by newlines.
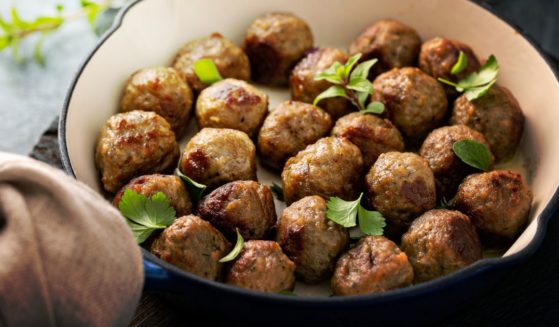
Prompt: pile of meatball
<box><xmin>95</xmin><ymin>13</ymin><xmax>532</xmax><ymax>296</ymax></box>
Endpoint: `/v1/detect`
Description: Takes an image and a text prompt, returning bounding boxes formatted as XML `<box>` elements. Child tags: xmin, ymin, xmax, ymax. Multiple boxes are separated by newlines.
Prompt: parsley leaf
<box><xmin>326</xmin><ymin>192</ymin><xmax>386</xmax><ymax>236</ymax></box>
<box><xmin>219</xmin><ymin>228</ymin><xmax>244</xmax><ymax>263</ymax></box>
<box><xmin>438</xmin><ymin>55</ymin><xmax>499</xmax><ymax>101</ymax></box>
<box><xmin>176</xmin><ymin>169</ymin><xmax>207</xmax><ymax>203</ymax></box>
<box><xmin>118</xmin><ymin>189</ymin><xmax>176</xmax><ymax>244</ymax></box>
<box><xmin>452</xmin><ymin>140</ymin><xmax>492</xmax><ymax>171</ymax></box>
<box><xmin>194</xmin><ymin>58</ymin><xmax>223</xmax><ymax>85</ymax></box>
<box><xmin>451</xmin><ymin>51</ymin><xmax>468</xmax><ymax>75</ymax></box>
<box><xmin>270</xmin><ymin>183</ymin><xmax>284</xmax><ymax>201</ymax></box>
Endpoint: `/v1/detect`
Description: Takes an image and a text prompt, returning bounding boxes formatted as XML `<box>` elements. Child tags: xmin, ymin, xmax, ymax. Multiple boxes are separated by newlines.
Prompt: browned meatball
<box><xmin>349</xmin><ymin>19</ymin><xmax>421</xmax><ymax>78</ymax></box>
<box><xmin>197</xmin><ymin>181</ymin><xmax>276</xmax><ymax>240</ymax></box>
<box><xmin>119</xmin><ymin>67</ymin><xmax>193</xmax><ymax>136</ymax></box>
<box><xmin>372</xmin><ymin>67</ymin><xmax>448</xmax><ymax>146</ymax></box>
<box><xmin>276</xmin><ymin>196</ymin><xmax>349</xmax><ymax>283</ymax></box>
<box><xmin>113</xmin><ymin>174</ymin><xmax>192</xmax><ymax>217</ymax></box>
<box><xmin>282</xmin><ymin>137</ymin><xmax>364</xmax><ymax>205</ymax></box>
<box><xmin>401</xmin><ymin>209</ymin><xmax>482</xmax><ymax>283</ymax></box>
<box><xmin>173</xmin><ymin>33</ymin><xmax>250</xmax><ymax>94</ymax></box>
<box><xmin>331</xmin><ymin>236</ymin><xmax>413</xmax><ymax>296</ymax></box>
<box><xmin>257</xmin><ymin>101</ymin><xmax>332</xmax><ymax>169</ymax></box>
<box><xmin>151</xmin><ymin>215</ymin><xmax>231</xmax><ymax>281</ymax></box>
<box><xmin>95</xmin><ymin>110</ymin><xmax>179</xmax><ymax>193</ymax></box>
<box><xmin>419</xmin><ymin>125</ymin><xmax>494</xmax><ymax>199</ymax></box>
<box><xmin>225</xmin><ymin>240</ymin><xmax>295</xmax><ymax>293</ymax></box>
<box><xmin>195</xmin><ymin>79</ymin><xmax>269</xmax><ymax>137</ymax></box>
<box><xmin>450</xmin><ymin>85</ymin><xmax>525</xmax><ymax>162</ymax></box>
<box><xmin>332</xmin><ymin>113</ymin><xmax>405</xmax><ymax>167</ymax></box>
<box><xmin>365</xmin><ymin>152</ymin><xmax>436</xmax><ymax>232</ymax></box>
<box><xmin>453</xmin><ymin>170</ymin><xmax>532</xmax><ymax>243</ymax></box>
<box><xmin>243</xmin><ymin>12</ymin><xmax>313</xmax><ymax>86</ymax></box>
<box><xmin>290</xmin><ymin>48</ymin><xmax>353</xmax><ymax>119</ymax></box>
<box><xmin>179</xmin><ymin>128</ymin><xmax>256</xmax><ymax>190</ymax></box>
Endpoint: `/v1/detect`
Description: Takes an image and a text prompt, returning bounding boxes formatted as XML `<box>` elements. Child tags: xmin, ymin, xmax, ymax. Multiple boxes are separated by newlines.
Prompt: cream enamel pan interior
<box><xmin>61</xmin><ymin>0</ymin><xmax>559</xmax><ymax>295</ymax></box>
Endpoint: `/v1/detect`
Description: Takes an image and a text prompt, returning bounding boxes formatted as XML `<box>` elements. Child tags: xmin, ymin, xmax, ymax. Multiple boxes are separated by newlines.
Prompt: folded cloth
<box><xmin>0</xmin><ymin>152</ymin><xmax>143</xmax><ymax>326</ymax></box>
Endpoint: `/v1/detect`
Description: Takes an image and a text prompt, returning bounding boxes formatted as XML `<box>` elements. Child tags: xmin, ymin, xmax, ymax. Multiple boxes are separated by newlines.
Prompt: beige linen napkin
<box><xmin>0</xmin><ymin>152</ymin><xmax>143</xmax><ymax>326</ymax></box>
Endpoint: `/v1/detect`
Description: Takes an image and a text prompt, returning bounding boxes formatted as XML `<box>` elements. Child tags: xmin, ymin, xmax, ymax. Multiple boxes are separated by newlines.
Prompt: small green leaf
<box><xmin>464</xmin><ymin>79</ymin><xmax>497</xmax><ymax>101</ymax></box>
<box><xmin>357</xmin><ymin>92</ymin><xmax>369</xmax><ymax>109</ymax></box>
<box><xmin>357</xmin><ymin>207</ymin><xmax>386</xmax><ymax>236</ymax></box>
<box><xmin>450</xmin><ymin>51</ymin><xmax>468</xmax><ymax>75</ymax></box>
<box><xmin>270</xmin><ymin>183</ymin><xmax>284</xmax><ymax>202</ymax></box>
<box><xmin>320</xmin><ymin>61</ymin><xmax>344</xmax><ymax>78</ymax></box>
<box><xmin>0</xmin><ymin>14</ymin><xmax>13</xmax><ymax>33</ymax></box>
<box><xmin>0</xmin><ymin>36</ymin><xmax>10</xmax><ymax>51</ymax></box>
<box><xmin>350</xmin><ymin>58</ymin><xmax>378</xmax><ymax>81</ymax></box>
<box><xmin>278</xmin><ymin>290</ymin><xmax>297</xmax><ymax>296</ymax></box>
<box><xmin>313</xmin><ymin>85</ymin><xmax>347</xmax><ymax>107</ymax></box>
<box><xmin>361</xmin><ymin>101</ymin><xmax>385</xmax><ymax>114</ymax></box>
<box><xmin>315</xmin><ymin>71</ymin><xmax>343</xmax><ymax>84</ymax></box>
<box><xmin>56</xmin><ymin>4</ymin><xmax>65</xmax><ymax>12</ymax></box>
<box><xmin>326</xmin><ymin>194</ymin><xmax>362</xmax><ymax>228</ymax></box>
<box><xmin>127</xmin><ymin>221</ymin><xmax>157</xmax><ymax>244</ymax></box>
<box><xmin>194</xmin><ymin>58</ymin><xmax>223</xmax><ymax>85</ymax></box>
<box><xmin>145</xmin><ymin>192</ymin><xmax>176</xmax><ymax>227</ymax></box>
<box><xmin>219</xmin><ymin>229</ymin><xmax>244</xmax><ymax>263</ymax></box>
<box><xmin>452</xmin><ymin>140</ymin><xmax>491</xmax><ymax>171</ymax></box>
<box><xmin>346</xmin><ymin>78</ymin><xmax>374</xmax><ymax>93</ymax></box>
<box><xmin>437</xmin><ymin>77</ymin><xmax>460</xmax><ymax>88</ymax></box>
<box><xmin>11</xmin><ymin>8</ymin><xmax>27</xmax><ymax>29</ymax></box>
<box><xmin>344</xmin><ymin>53</ymin><xmax>362</xmax><ymax>77</ymax></box>
<box><xmin>176</xmin><ymin>169</ymin><xmax>207</xmax><ymax>203</ymax></box>
<box><xmin>438</xmin><ymin>196</ymin><xmax>456</xmax><ymax>209</ymax></box>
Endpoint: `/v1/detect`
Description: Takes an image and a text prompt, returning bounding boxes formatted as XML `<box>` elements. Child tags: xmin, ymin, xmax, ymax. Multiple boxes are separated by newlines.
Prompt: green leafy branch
<box><xmin>438</xmin><ymin>55</ymin><xmax>499</xmax><ymax>101</ymax></box>
<box><xmin>326</xmin><ymin>192</ymin><xmax>386</xmax><ymax>237</ymax></box>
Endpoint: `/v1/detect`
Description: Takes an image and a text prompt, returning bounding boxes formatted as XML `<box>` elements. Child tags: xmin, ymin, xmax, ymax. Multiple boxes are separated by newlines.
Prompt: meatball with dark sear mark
<box><xmin>257</xmin><ymin>101</ymin><xmax>332</xmax><ymax>170</ymax></box>
<box><xmin>290</xmin><ymin>48</ymin><xmax>353</xmax><ymax>119</ymax></box>
<box><xmin>173</xmin><ymin>33</ymin><xmax>250</xmax><ymax>94</ymax></box>
<box><xmin>179</xmin><ymin>128</ymin><xmax>257</xmax><ymax>190</ymax></box>
<box><xmin>401</xmin><ymin>209</ymin><xmax>482</xmax><ymax>283</ymax></box>
<box><xmin>95</xmin><ymin>110</ymin><xmax>179</xmax><ymax>193</ymax></box>
<box><xmin>276</xmin><ymin>196</ymin><xmax>349</xmax><ymax>284</ymax></box>
<box><xmin>349</xmin><ymin>19</ymin><xmax>421</xmax><ymax>78</ymax></box>
<box><xmin>282</xmin><ymin>137</ymin><xmax>364</xmax><ymax>205</ymax></box>
<box><xmin>419</xmin><ymin>125</ymin><xmax>494</xmax><ymax>199</ymax></box>
<box><xmin>331</xmin><ymin>236</ymin><xmax>413</xmax><ymax>296</ymax></box>
<box><xmin>225</xmin><ymin>240</ymin><xmax>295</xmax><ymax>293</ymax></box>
<box><xmin>372</xmin><ymin>67</ymin><xmax>448</xmax><ymax>146</ymax></box>
<box><xmin>119</xmin><ymin>67</ymin><xmax>193</xmax><ymax>136</ymax></box>
<box><xmin>450</xmin><ymin>85</ymin><xmax>525</xmax><ymax>162</ymax></box>
<box><xmin>113</xmin><ymin>174</ymin><xmax>192</xmax><ymax>217</ymax></box>
<box><xmin>197</xmin><ymin>181</ymin><xmax>276</xmax><ymax>240</ymax></box>
<box><xmin>243</xmin><ymin>12</ymin><xmax>313</xmax><ymax>86</ymax></box>
<box><xmin>332</xmin><ymin>112</ymin><xmax>405</xmax><ymax>167</ymax></box>
<box><xmin>365</xmin><ymin>152</ymin><xmax>436</xmax><ymax>232</ymax></box>
<box><xmin>419</xmin><ymin>37</ymin><xmax>481</xmax><ymax>98</ymax></box>
<box><xmin>453</xmin><ymin>170</ymin><xmax>532</xmax><ymax>243</ymax></box>
<box><xmin>151</xmin><ymin>215</ymin><xmax>231</xmax><ymax>281</ymax></box>
<box><xmin>195</xmin><ymin>79</ymin><xmax>269</xmax><ymax>137</ymax></box>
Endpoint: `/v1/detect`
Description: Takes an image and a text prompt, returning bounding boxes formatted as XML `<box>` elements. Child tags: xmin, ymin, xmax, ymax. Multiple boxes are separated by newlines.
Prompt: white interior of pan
<box><xmin>63</xmin><ymin>0</ymin><xmax>559</xmax><ymax>296</ymax></box>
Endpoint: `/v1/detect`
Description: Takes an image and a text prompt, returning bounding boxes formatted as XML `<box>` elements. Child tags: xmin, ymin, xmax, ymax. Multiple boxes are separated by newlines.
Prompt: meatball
<box><xmin>332</xmin><ymin>112</ymin><xmax>405</xmax><ymax>167</ymax></box>
<box><xmin>453</xmin><ymin>170</ymin><xmax>532</xmax><ymax>243</ymax></box>
<box><xmin>179</xmin><ymin>128</ymin><xmax>257</xmax><ymax>190</ymax></box>
<box><xmin>290</xmin><ymin>48</ymin><xmax>353</xmax><ymax>119</ymax></box>
<box><xmin>331</xmin><ymin>236</ymin><xmax>413</xmax><ymax>296</ymax></box>
<box><xmin>365</xmin><ymin>152</ymin><xmax>436</xmax><ymax>231</ymax></box>
<box><xmin>419</xmin><ymin>125</ymin><xmax>494</xmax><ymax>199</ymax></box>
<box><xmin>401</xmin><ymin>209</ymin><xmax>482</xmax><ymax>283</ymax></box>
<box><xmin>450</xmin><ymin>85</ymin><xmax>525</xmax><ymax>162</ymax></box>
<box><xmin>418</xmin><ymin>37</ymin><xmax>481</xmax><ymax>98</ymax></box>
<box><xmin>151</xmin><ymin>215</ymin><xmax>231</xmax><ymax>281</ymax></box>
<box><xmin>243</xmin><ymin>12</ymin><xmax>313</xmax><ymax>86</ymax></box>
<box><xmin>197</xmin><ymin>181</ymin><xmax>276</xmax><ymax>240</ymax></box>
<box><xmin>119</xmin><ymin>67</ymin><xmax>193</xmax><ymax>136</ymax></box>
<box><xmin>282</xmin><ymin>137</ymin><xmax>364</xmax><ymax>205</ymax></box>
<box><xmin>349</xmin><ymin>19</ymin><xmax>421</xmax><ymax>78</ymax></box>
<box><xmin>113</xmin><ymin>174</ymin><xmax>192</xmax><ymax>217</ymax></box>
<box><xmin>276</xmin><ymin>196</ymin><xmax>349</xmax><ymax>283</ymax></box>
<box><xmin>372</xmin><ymin>67</ymin><xmax>448</xmax><ymax>146</ymax></box>
<box><xmin>195</xmin><ymin>79</ymin><xmax>269</xmax><ymax>137</ymax></box>
<box><xmin>225</xmin><ymin>240</ymin><xmax>295</xmax><ymax>293</ymax></box>
<box><xmin>173</xmin><ymin>33</ymin><xmax>250</xmax><ymax>94</ymax></box>
<box><xmin>257</xmin><ymin>101</ymin><xmax>332</xmax><ymax>169</ymax></box>
<box><xmin>95</xmin><ymin>110</ymin><xmax>179</xmax><ymax>193</ymax></box>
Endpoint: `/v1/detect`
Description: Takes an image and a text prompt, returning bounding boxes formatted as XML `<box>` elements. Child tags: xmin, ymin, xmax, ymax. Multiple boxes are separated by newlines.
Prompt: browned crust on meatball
<box><xmin>331</xmin><ymin>236</ymin><xmax>414</xmax><ymax>295</ymax></box>
<box><xmin>151</xmin><ymin>215</ymin><xmax>231</xmax><ymax>281</ymax></box>
<box><xmin>401</xmin><ymin>209</ymin><xmax>482</xmax><ymax>283</ymax></box>
<box><xmin>196</xmin><ymin>181</ymin><xmax>276</xmax><ymax>240</ymax></box>
<box><xmin>276</xmin><ymin>196</ymin><xmax>349</xmax><ymax>283</ymax></box>
<box><xmin>225</xmin><ymin>240</ymin><xmax>295</xmax><ymax>293</ymax></box>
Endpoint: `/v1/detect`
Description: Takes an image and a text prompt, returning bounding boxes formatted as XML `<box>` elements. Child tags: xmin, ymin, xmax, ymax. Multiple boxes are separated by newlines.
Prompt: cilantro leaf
<box><xmin>194</xmin><ymin>59</ymin><xmax>223</xmax><ymax>85</ymax></box>
<box><xmin>176</xmin><ymin>169</ymin><xmax>207</xmax><ymax>203</ymax></box>
<box><xmin>219</xmin><ymin>228</ymin><xmax>244</xmax><ymax>263</ymax></box>
<box><xmin>127</xmin><ymin>221</ymin><xmax>157</xmax><ymax>244</ymax></box>
<box><xmin>451</xmin><ymin>51</ymin><xmax>468</xmax><ymax>75</ymax></box>
<box><xmin>326</xmin><ymin>193</ymin><xmax>386</xmax><ymax>237</ymax></box>
<box><xmin>357</xmin><ymin>206</ymin><xmax>386</xmax><ymax>236</ymax></box>
<box><xmin>452</xmin><ymin>140</ymin><xmax>492</xmax><ymax>171</ymax></box>
<box><xmin>270</xmin><ymin>183</ymin><xmax>284</xmax><ymax>201</ymax></box>
<box><xmin>313</xmin><ymin>85</ymin><xmax>347</xmax><ymax>107</ymax></box>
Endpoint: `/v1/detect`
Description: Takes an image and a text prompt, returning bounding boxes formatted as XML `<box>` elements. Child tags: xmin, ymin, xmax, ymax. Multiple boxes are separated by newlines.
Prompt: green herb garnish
<box><xmin>313</xmin><ymin>53</ymin><xmax>385</xmax><ymax>114</ymax></box>
<box><xmin>326</xmin><ymin>192</ymin><xmax>386</xmax><ymax>236</ymax></box>
<box><xmin>176</xmin><ymin>169</ymin><xmax>207</xmax><ymax>203</ymax></box>
<box><xmin>278</xmin><ymin>290</ymin><xmax>297</xmax><ymax>296</ymax></box>
<box><xmin>452</xmin><ymin>140</ymin><xmax>491</xmax><ymax>171</ymax></box>
<box><xmin>450</xmin><ymin>51</ymin><xmax>468</xmax><ymax>75</ymax></box>
<box><xmin>438</xmin><ymin>196</ymin><xmax>456</xmax><ymax>209</ymax></box>
<box><xmin>194</xmin><ymin>58</ymin><xmax>223</xmax><ymax>85</ymax></box>
<box><xmin>438</xmin><ymin>55</ymin><xmax>499</xmax><ymax>101</ymax></box>
<box><xmin>219</xmin><ymin>228</ymin><xmax>244</xmax><ymax>263</ymax></box>
<box><xmin>118</xmin><ymin>189</ymin><xmax>176</xmax><ymax>244</ymax></box>
<box><xmin>270</xmin><ymin>183</ymin><xmax>284</xmax><ymax>201</ymax></box>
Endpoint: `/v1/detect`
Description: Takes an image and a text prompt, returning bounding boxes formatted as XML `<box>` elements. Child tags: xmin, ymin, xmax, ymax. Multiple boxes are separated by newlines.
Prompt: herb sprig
<box><xmin>450</xmin><ymin>50</ymin><xmax>468</xmax><ymax>75</ymax></box>
<box><xmin>326</xmin><ymin>192</ymin><xmax>386</xmax><ymax>236</ymax></box>
<box><xmin>176</xmin><ymin>169</ymin><xmax>207</xmax><ymax>203</ymax></box>
<box><xmin>270</xmin><ymin>183</ymin><xmax>284</xmax><ymax>201</ymax></box>
<box><xmin>438</xmin><ymin>55</ymin><xmax>499</xmax><ymax>101</ymax></box>
<box><xmin>313</xmin><ymin>53</ymin><xmax>385</xmax><ymax>114</ymax></box>
<box><xmin>219</xmin><ymin>228</ymin><xmax>244</xmax><ymax>263</ymax></box>
<box><xmin>194</xmin><ymin>58</ymin><xmax>223</xmax><ymax>85</ymax></box>
<box><xmin>452</xmin><ymin>140</ymin><xmax>492</xmax><ymax>171</ymax></box>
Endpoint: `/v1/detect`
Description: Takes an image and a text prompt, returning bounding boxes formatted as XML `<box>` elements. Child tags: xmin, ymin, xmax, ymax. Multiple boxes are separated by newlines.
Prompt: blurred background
<box><xmin>0</xmin><ymin>0</ymin><xmax>558</xmax><ymax>154</ymax></box>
